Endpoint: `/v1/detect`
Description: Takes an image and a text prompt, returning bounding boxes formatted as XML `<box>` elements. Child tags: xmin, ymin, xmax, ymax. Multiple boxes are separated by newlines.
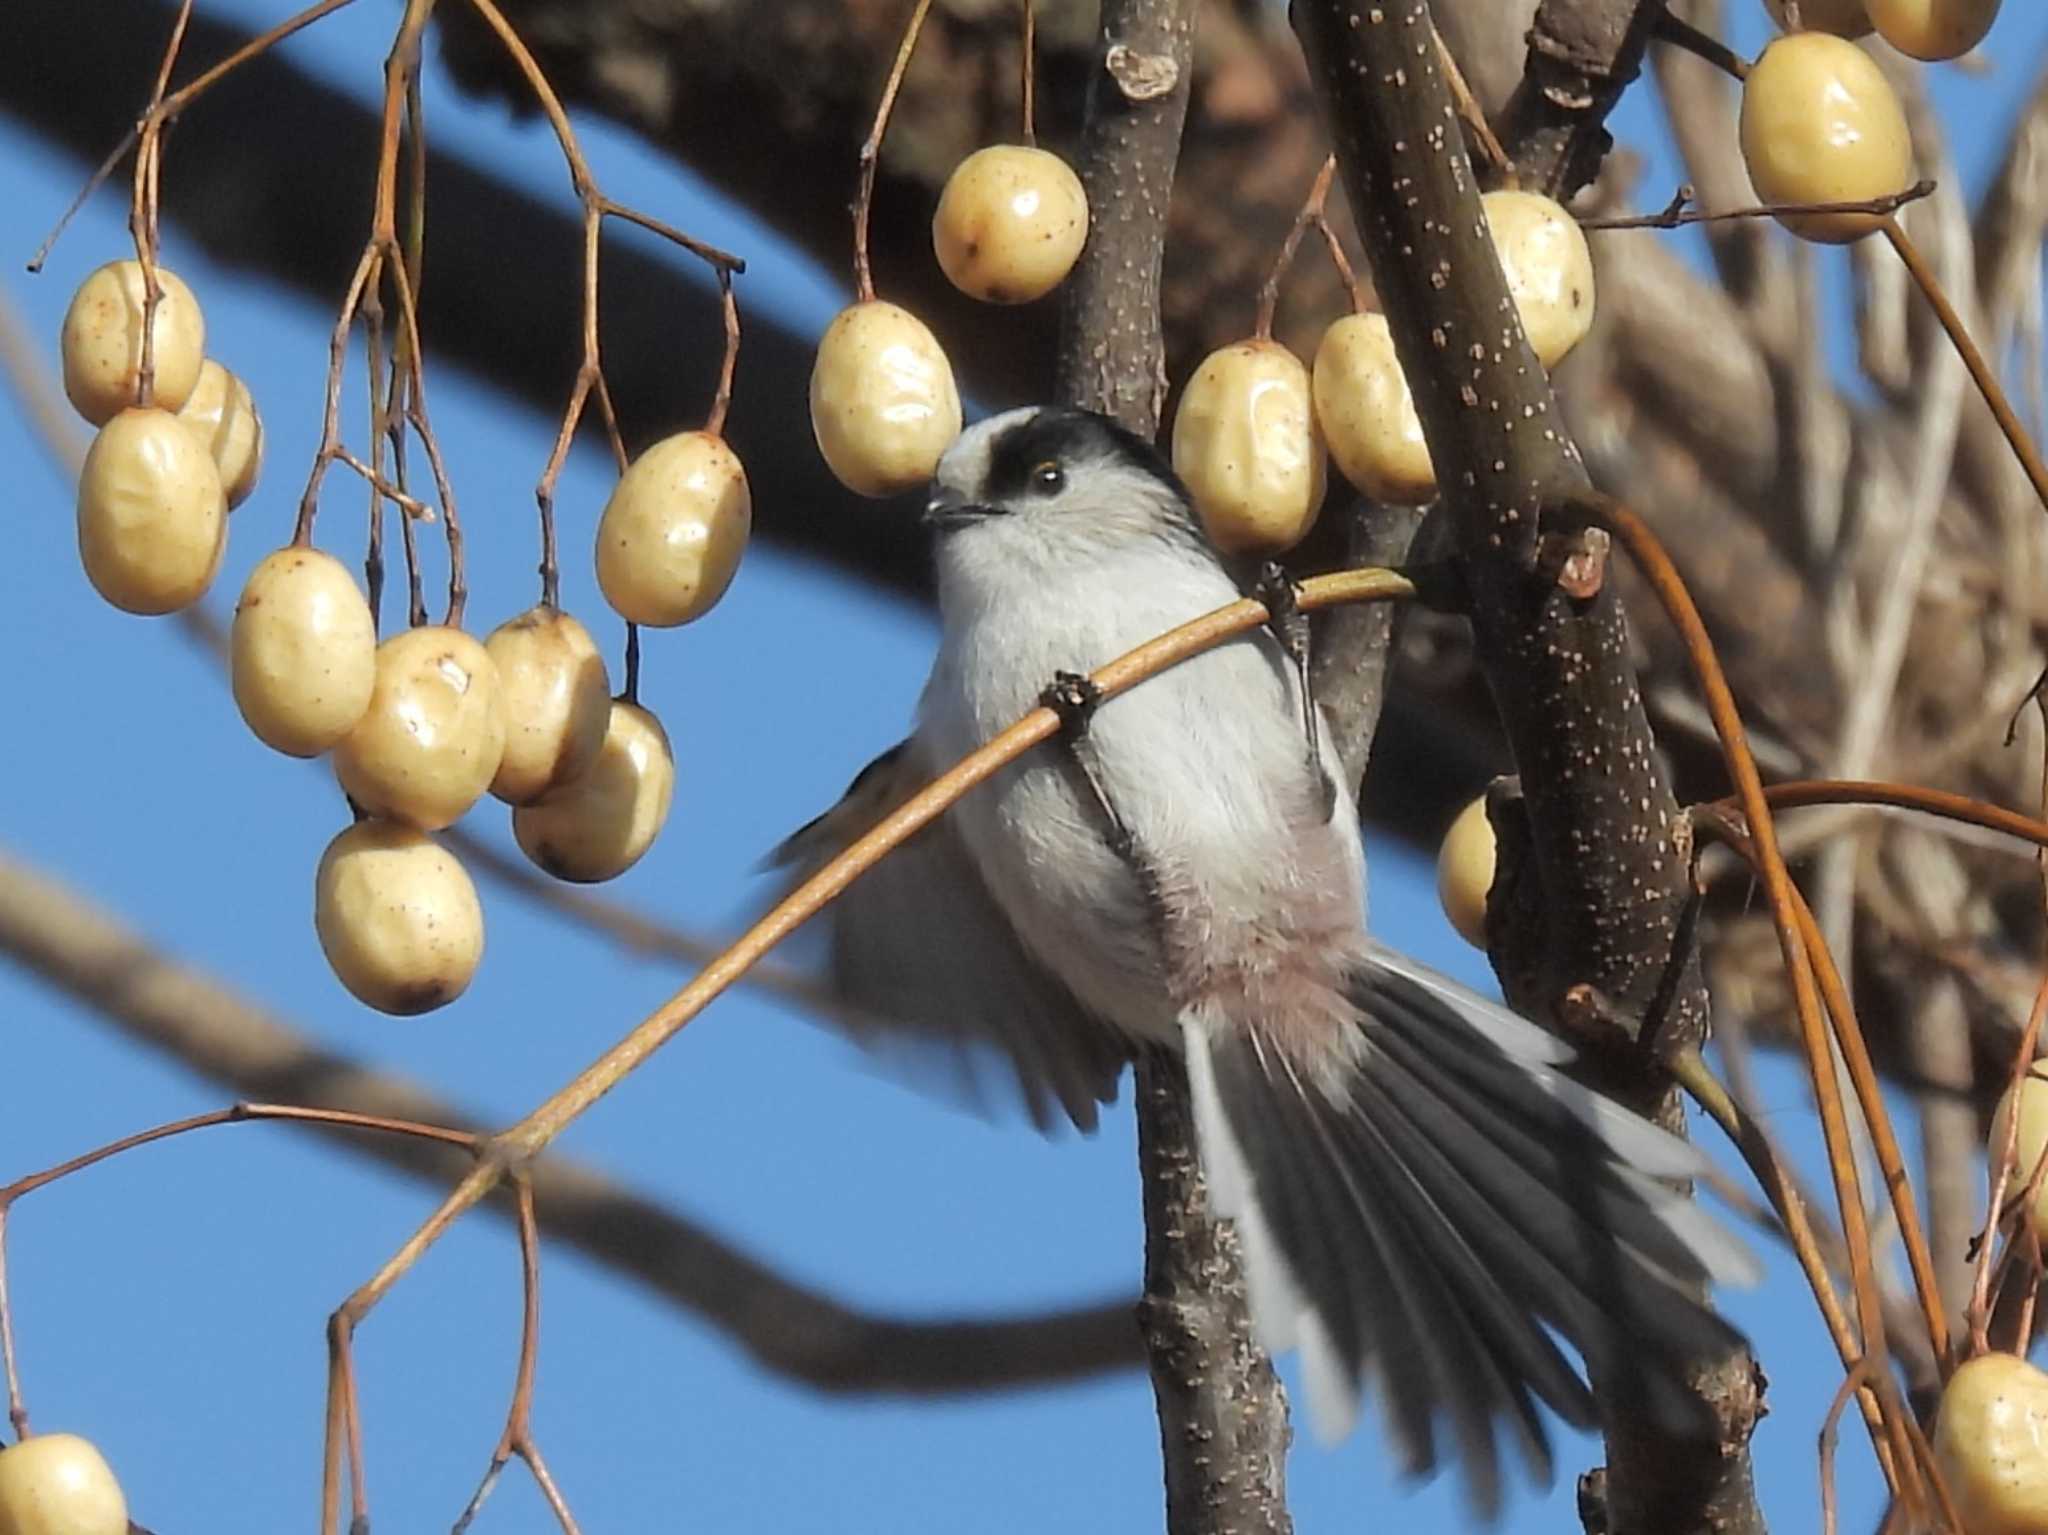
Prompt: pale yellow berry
<box><xmin>314</xmin><ymin>820</ymin><xmax>483</xmax><ymax>1015</ymax></box>
<box><xmin>0</xmin><ymin>1433</ymin><xmax>129</xmax><ymax>1535</ymax></box>
<box><xmin>76</xmin><ymin>406</ymin><xmax>227</xmax><ymax>615</ymax></box>
<box><xmin>1312</xmin><ymin>313</ymin><xmax>1437</xmax><ymax>506</ymax></box>
<box><xmin>60</xmin><ymin>259</ymin><xmax>205</xmax><ymax>424</ymax></box>
<box><xmin>1484</xmin><ymin>189</ymin><xmax>1597</xmax><ymax>368</ymax></box>
<box><xmin>1172</xmin><ymin>339</ymin><xmax>1326</xmax><ymax>555</ymax></box>
<box><xmin>1932</xmin><ymin>1352</ymin><xmax>2048</xmax><ymax>1535</ymax></box>
<box><xmin>175</xmin><ymin>359</ymin><xmax>264</xmax><ymax>509</ymax></box>
<box><xmin>486</xmin><ymin>606</ymin><xmax>611</xmax><ymax>804</ymax></box>
<box><xmin>932</xmin><ymin>145</ymin><xmax>1089</xmax><ymax>305</ymax></box>
<box><xmin>595</xmin><ymin>432</ymin><xmax>751</xmax><ymax>627</ymax></box>
<box><xmin>514</xmin><ymin>699</ymin><xmax>675</xmax><ymax>883</ymax></box>
<box><xmin>232</xmin><ymin>547</ymin><xmax>377</xmax><ymax>758</ymax></box>
<box><xmin>810</xmin><ymin>301</ymin><xmax>963</xmax><ymax>497</ymax></box>
<box><xmin>1739</xmin><ymin>33</ymin><xmax>1913</xmax><ymax>244</ymax></box>
<box><xmin>1764</xmin><ymin>0</ymin><xmax>1874</xmax><ymax>35</ymax></box>
<box><xmin>333</xmin><ymin>626</ymin><xmax>505</xmax><ymax>831</ymax></box>
<box><xmin>1435</xmin><ymin>795</ymin><xmax>1497</xmax><ymax>949</ymax></box>
<box><xmin>1865</xmin><ymin>0</ymin><xmax>1999</xmax><ymax>58</ymax></box>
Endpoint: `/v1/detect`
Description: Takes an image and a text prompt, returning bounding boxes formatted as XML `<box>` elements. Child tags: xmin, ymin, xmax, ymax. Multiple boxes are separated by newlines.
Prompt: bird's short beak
<box><xmin>923</xmin><ymin>484</ymin><xmax>988</xmax><ymax>530</ymax></box>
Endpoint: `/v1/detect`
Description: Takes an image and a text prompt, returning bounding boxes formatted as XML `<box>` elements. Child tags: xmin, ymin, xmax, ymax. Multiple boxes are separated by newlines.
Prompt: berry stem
<box><xmin>29</xmin><ymin>0</ymin><xmax>363</xmax><ymax>277</ymax></box>
<box><xmin>1021</xmin><ymin>0</ymin><xmax>1037</xmax><ymax>148</ymax></box>
<box><xmin>853</xmin><ymin>0</ymin><xmax>937</xmax><ymax>305</ymax></box>
<box><xmin>1432</xmin><ymin>24</ymin><xmax>1510</xmax><ymax>186</ymax></box>
<box><xmin>1253</xmin><ymin>154</ymin><xmax>1338</xmax><ymax>341</ymax></box>
<box><xmin>1652</xmin><ymin>9</ymin><xmax>1751</xmax><ymax>82</ymax></box>
<box><xmin>622</xmin><ymin>623</ymin><xmax>642</xmax><ymax>705</ymax></box>
<box><xmin>705</xmin><ymin>268</ymin><xmax>741</xmax><ymax>438</ymax></box>
<box><xmin>1881</xmin><ymin>213</ymin><xmax>2048</xmax><ymax>518</ymax></box>
<box><xmin>458</xmin><ymin>0</ymin><xmax>743</xmax><ymax>608</ymax></box>
<box><xmin>126</xmin><ymin>4</ymin><xmax>191</xmax><ymax>412</ymax></box>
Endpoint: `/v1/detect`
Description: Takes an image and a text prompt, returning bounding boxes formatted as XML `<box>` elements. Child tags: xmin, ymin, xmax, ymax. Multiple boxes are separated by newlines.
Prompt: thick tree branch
<box><xmin>1053</xmin><ymin>3</ymin><xmax>1292</xmax><ymax>1531</ymax></box>
<box><xmin>0</xmin><ymin>850</ymin><xmax>1142</xmax><ymax>1396</ymax></box>
<box><xmin>1498</xmin><ymin>0</ymin><xmax>1667</xmax><ymax>198</ymax></box>
<box><xmin>1293</xmin><ymin>3</ymin><xmax>1765</xmax><ymax>1531</ymax></box>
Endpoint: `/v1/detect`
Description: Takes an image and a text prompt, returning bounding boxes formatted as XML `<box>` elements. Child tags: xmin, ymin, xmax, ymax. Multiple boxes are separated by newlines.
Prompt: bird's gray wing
<box><xmin>766</xmin><ymin>739</ymin><xmax>1130</xmax><ymax>1133</ymax></box>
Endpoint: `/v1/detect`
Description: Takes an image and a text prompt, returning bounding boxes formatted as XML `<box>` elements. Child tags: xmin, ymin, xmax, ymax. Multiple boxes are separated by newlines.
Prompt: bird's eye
<box><xmin>1030</xmin><ymin>461</ymin><xmax>1065</xmax><ymax>495</ymax></box>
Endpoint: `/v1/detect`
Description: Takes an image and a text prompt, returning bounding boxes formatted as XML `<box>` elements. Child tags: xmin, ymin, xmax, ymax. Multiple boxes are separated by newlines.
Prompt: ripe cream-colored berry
<box><xmin>1764</xmin><ymin>0</ymin><xmax>1874</xmax><ymax>34</ymax></box>
<box><xmin>595</xmin><ymin>432</ymin><xmax>751</xmax><ymax>627</ymax></box>
<box><xmin>232</xmin><ymin>547</ymin><xmax>377</xmax><ymax>758</ymax></box>
<box><xmin>514</xmin><ymin>699</ymin><xmax>675</xmax><ymax>883</ymax></box>
<box><xmin>1740</xmin><ymin>33</ymin><xmax>1913</xmax><ymax>244</ymax></box>
<box><xmin>60</xmin><ymin>259</ymin><xmax>205</xmax><ymax>424</ymax></box>
<box><xmin>1312</xmin><ymin>313</ymin><xmax>1437</xmax><ymax>505</ymax></box>
<box><xmin>932</xmin><ymin>145</ymin><xmax>1089</xmax><ymax>304</ymax></box>
<box><xmin>77</xmin><ymin>406</ymin><xmax>226</xmax><ymax>615</ymax></box>
<box><xmin>175</xmin><ymin>359</ymin><xmax>264</xmax><ymax>509</ymax></box>
<box><xmin>1172</xmin><ymin>339</ymin><xmax>1325</xmax><ymax>555</ymax></box>
<box><xmin>334</xmin><ymin>626</ymin><xmax>505</xmax><ymax>830</ymax></box>
<box><xmin>1865</xmin><ymin>0</ymin><xmax>1999</xmax><ymax>58</ymax></box>
<box><xmin>1484</xmin><ymin>189</ymin><xmax>1597</xmax><ymax>367</ymax></box>
<box><xmin>0</xmin><ymin>1433</ymin><xmax>129</xmax><ymax>1535</ymax></box>
<box><xmin>1435</xmin><ymin>795</ymin><xmax>1497</xmax><ymax>949</ymax></box>
<box><xmin>315</xmin><ymin>820</ymin><xmax>483</xmax><ymax>1015</ymax></box>
<box><xmin>810</xmin><ymin>301</ymin><xmax>963</xmax><ymax>497</ymax></box>
<box><xmin>486</xmin><ymin>605</ymin><xmax>611</xmax><ymax>804</ymax></box>
<box><xmin>1932</xmin><ymin>1352</ymin><xmax>2048</xmax><ymax>1535</ymax></box>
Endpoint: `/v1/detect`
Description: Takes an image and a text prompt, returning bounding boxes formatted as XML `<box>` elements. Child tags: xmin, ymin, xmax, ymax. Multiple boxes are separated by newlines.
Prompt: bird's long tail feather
<box><xmin>1182</xmin><ymin>941</ymin><xmax>1758</xmax><ymax>1519</ymax></box>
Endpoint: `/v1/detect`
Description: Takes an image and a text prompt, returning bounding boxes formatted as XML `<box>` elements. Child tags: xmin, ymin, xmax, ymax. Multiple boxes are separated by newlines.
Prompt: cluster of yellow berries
<box><xmin>57</xmin><ymin>257</ymin><xmax>752</xmax><ymax>1016</ymax></box>
<box><xmin>63</xmin><ymin>260</ymin><xmax>261</xmax><ymax>615</ymax></box>
<box><xmin>1172</xmin><ymin>189</ymin><xmax>1600</xmax><ymax>556</ymax></box>
<box><xmin>809</xmin><ymin>143</ymin><xmax>1088</xmax><ymax>498</ymax></box>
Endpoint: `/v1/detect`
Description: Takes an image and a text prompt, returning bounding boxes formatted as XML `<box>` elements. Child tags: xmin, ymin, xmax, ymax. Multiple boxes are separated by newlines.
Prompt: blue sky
<box><xmin>3</xmin><ymin>5</ymin><xmax>2045</xmax><ymax>1532</ymax></box>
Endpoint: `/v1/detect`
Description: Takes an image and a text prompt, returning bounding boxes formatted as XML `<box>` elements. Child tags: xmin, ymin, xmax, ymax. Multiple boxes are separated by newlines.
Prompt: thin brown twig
<box><xmin>1020</xmin><ymin>0</ymin><xmax>1037</xmax><ymax>148</ymax></box>
<box><xmin>1748</xmin><ymin>779</ymin><xmax>2048</xmax><ymax>852</ymax></box>
<box><xmin>373</xmin><ymin>247</ymin><xmax>466</xmax><ymax>626</ymax></box>
<box><xmin>706</xmin><ymin>267</ymin><xmax>741</xmax><ymax>439</ymax></box>
<box><xmin>0</xmin><ymin>1104</ymin><xmax>474</xmax><ymax>1207</ymax></box>
<box><xmin>1315</xmin><ymin>218</ymin><xmax>1364</xmax><ymax>315</ymax></box>
<box><xmin>293</xmin><ymin>242</ymin><xmax>386</xmax><ymax>549</ymax></box>
<box><xmin>1882</xmin><ymin>214</ymin><xmax>2048</xmax><ymax>517</ymax></box>
<box><xmin>333</xmin><ymin>445</ymin><xmax>437</xmax><ymax>521</ymax></box>
<box><xmin>1698</xmin><ymin>812</ymin><xmax>1954</xmax><ymax>1372</ymax></box>
<box><xmin>1670</xmin><ymin>1044</ymin><xmax>1897</xmax><ymax>1482</ymax></box>
<box><xmin>451</xmin><ymin>1176</ymin><xmax>581</xmax><ymax>1535</ymax></box>
<box><xmin>1820</xmin><ymin>1357</ymin><xmax>1878</xmax><ymax>1535</ymax></box>
<box><xmin>0</xmin><ymin>1211</ymin><xmax>22</xmax><ymax>1440</ymax></box>
<box><xmin>456</xmin><ymin>0</ymin><xmax>743</xmax><ymax>606</ymax></box>
<box><xmin>1581</xmin><ymin>180</ymin><xmax>1936</xmax><ymax>232</ymax></box>
<box><xmin>0</xmin><ymin>1102</ymin><xmax>476</xmax><ymax>1451</ymax></box>
<box><xmin>593</xmin><ymin>198</ymin><xmax>744</xmax><ymax>275</ymax></box>
<box><xmin>1969</xmin><ymin>979</ymin><xmax>2048</xmax><ymax>1354</ymax></box>
<box><xmin>1582</xmin><ymin>489</ymin><xmax>1915</xmax><ymax>1490</ymax></box>
<box><xmin>1253</xmin><ymin>154</ymin><xmax>1338</xmax><ymax>341</ymax></box>
<box><xmin>622</xmin><ymin>621</ymin><xmax>641</xmax><ymax>705</ymax></box>
<box><xmin>853</xmin><ymin>0</ymin><xmax>938</xmax><ymax>304</ymax></box>
<box><xmin>125</xmin><ymin>1</ymin><xmax>193</xmax><ymax>412</ymax></box>
<box><xmin>1652</xmin><ymin>9</ymin><xmax>1751</xmax><ymax>82</ymax></box>
<box><xmin>310</xmin><ymin>566</ymin><xmax>1417</xmax><ymax>1535</ymax></box>
<box><xmin>362</xmin><ymin>280</ymin><xmax>390</xmax><ymax>625</ymax></box>
<box><xmin>27</xmin><ymin>0</ymin><xmax>362</xmax><ymax>274</ymax></box>
<box><xmin>1430</xmin><ymin>25</ymin><xmax>1510</xmax><ymax>183</ymax></box>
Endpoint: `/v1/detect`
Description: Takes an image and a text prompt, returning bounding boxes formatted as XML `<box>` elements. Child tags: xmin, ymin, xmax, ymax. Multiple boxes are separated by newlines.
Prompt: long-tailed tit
<box><xmin>772</xmin><ymin>404</ymin><xmax>1757</xmax><ymax>1513</ymax></box>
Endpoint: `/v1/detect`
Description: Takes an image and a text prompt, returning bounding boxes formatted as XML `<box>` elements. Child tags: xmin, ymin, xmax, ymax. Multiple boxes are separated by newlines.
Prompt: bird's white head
<box><xmin>925</xmin><ymin>406</ymin><xmax>1208</xmax><ymax>585</ymax></box>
